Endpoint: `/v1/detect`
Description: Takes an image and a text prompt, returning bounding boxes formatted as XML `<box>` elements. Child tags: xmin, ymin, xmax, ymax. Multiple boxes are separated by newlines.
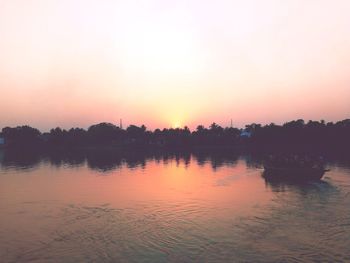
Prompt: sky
<box><xmin>0</xmin><ymin>0</ymin><xmax>349</xmax><ymax>131</ymax></box>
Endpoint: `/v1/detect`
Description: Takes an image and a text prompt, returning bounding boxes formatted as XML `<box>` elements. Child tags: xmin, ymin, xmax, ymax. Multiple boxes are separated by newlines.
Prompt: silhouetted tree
<box><xmin>1</xmin><ymin>118</ymin><xmax>349</xmax><ymax>154</ymax></box>
<box><xmin>88</xmin><ymin>122</ymin><xmax>122</xmax><ymax>144</ymax></box>
<box><xmin>2</xmin><ymin>125</ymin><xmax>41</xmax><ymax>146</ymax></box>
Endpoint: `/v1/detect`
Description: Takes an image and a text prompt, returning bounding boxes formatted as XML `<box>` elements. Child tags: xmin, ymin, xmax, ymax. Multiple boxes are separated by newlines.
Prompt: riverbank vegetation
<box><xmin>1</xmin><ymin>119</ymin><xmax>349</xmax><ymax>154</ymax></box>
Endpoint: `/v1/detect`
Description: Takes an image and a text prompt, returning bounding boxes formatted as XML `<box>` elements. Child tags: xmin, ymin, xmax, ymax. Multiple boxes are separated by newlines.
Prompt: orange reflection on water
<box><xmin>0</xmin><ymin>157</ymin><xmax>271</xmax><ymax>217</ymax></box>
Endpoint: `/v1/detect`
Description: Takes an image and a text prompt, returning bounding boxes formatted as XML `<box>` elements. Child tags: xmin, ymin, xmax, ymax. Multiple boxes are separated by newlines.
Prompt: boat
<box><xmin>263</xmin><ymin>165</ymin><xmax>329</xmax><ymax>181</ymax></box>
<box><xmin>262</xmin><ymin>154</ymin><xmax>330</xmax><ymax>181</ymax></box>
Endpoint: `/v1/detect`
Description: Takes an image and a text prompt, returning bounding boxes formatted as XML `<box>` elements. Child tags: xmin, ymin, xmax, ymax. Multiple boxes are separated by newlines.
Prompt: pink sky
<box><xmin>0</xmin><ymin>0</ymin><xmax>349</xmax><ymax>131</ymax></box>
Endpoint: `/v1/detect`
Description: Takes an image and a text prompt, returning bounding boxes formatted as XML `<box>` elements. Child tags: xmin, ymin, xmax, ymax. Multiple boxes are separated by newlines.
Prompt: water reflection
<box><xmin>262</xmin><ymin>172</ymin><xmax>340</xmax><ymax>205</ymax></box>
<box><xmin>0</xmin><ymin>150</ymin><xmax>43</xmax><ymax>173</ymax></box>
<box><xmin>1</xmin><ymin>148</ymin><xmax>349</xmax><ymax>174</ymax></box>
<box><xmin>0</xmin><ymin>150</ymin><xmax>350</xmax><ymax>262</ymax></box>
<box><xmin>0</xmin><ymin>149</ymin><xmax>242</xmax><ymax>173</ymax></box>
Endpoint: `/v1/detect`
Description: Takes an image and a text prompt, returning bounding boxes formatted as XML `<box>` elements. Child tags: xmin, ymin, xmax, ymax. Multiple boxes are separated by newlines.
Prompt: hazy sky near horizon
<box><xmin>0</xmin><ymin>0</ymin><xmax>349</xmax><ymax>131</ymax></box>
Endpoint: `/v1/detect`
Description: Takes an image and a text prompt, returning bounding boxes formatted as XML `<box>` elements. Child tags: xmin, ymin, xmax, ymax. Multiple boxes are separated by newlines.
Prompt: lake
<box><xmin>0</xmin><ymin>151</ymin><xmax>350</xmax><ymax>262</ymax></box>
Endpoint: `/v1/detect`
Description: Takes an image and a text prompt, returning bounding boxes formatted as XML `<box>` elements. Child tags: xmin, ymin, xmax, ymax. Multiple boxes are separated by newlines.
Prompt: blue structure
<box><xmin>240</xmin><ymin>130</ymin><xmax>252</xmax><ymax>138</ymax></box>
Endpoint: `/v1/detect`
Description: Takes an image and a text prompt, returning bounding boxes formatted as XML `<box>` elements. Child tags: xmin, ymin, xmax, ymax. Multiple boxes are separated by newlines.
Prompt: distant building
<box><xmin>240</xmin><ymin>130</ymin><xmax>252</xmax><ymax>138</ymax></box>
<box><xmin>0</xmin><ymin>137</ymin><xmax>4</xmax><ymax>145</ymax></box>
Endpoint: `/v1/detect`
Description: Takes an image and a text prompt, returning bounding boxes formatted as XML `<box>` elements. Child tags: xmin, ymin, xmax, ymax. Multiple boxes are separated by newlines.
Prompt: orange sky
<box><xmin>0</xmin><ymin>0</ymin><xmax>349</xmax><ymax>131</ymax></box>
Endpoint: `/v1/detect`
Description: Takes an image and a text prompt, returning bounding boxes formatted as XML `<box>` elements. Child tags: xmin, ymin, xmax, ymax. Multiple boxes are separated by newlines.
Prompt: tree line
<box><xmin>1</xmin><ymin>119</ymin><xmax>349</xmax><ymax>153</ymax></box>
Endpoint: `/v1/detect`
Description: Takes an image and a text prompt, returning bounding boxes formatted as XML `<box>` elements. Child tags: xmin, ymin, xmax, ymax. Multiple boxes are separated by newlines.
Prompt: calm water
<box><xmin>0</xmin><ymin>151</ymin><xmax>350</xmax><ymax>262</ymax></box>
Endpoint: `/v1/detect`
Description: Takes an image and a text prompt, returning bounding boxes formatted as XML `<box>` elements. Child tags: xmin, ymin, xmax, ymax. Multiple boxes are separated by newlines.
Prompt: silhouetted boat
<box><xmin>263</xmin><ymin>165</ymin><xmax>329</xmax><ymax>181</ymax></box>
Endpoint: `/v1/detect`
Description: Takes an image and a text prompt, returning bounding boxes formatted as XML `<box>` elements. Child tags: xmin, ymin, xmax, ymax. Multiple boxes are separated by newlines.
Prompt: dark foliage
<box><xmin>2</xmin><ymin>125</ymin><xmax>41</xmax><ymax>146</ymax></box>
<box><xmin>1</xmin><ymin>119</ymin><xmax>349</xmax><ymax>154</ymax></box>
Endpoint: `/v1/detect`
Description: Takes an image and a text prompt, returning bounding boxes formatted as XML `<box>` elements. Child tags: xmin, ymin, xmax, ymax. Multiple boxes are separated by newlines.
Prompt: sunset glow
<box><xmin>0</xmin><ymin>0</ymin><xmax>349</xmax><ymax>130</ymax></box>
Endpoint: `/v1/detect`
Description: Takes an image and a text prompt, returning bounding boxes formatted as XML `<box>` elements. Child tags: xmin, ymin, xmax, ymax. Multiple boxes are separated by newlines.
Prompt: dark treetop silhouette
<box><xmin>1</xmin><ymin>119</ymin><xmax>350</xmax><ymax>155</ymax></box>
